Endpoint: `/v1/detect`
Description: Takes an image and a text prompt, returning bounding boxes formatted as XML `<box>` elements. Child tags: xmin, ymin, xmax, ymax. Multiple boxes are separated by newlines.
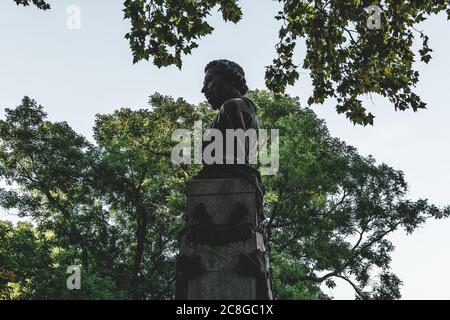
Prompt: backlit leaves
<box><xmin>13</xmin><ymin>0</ymin><xmax>50</xmax><ymax>10</ymax></box>
<box><xmin>122</xmin><ymin>0</ymin><xmax>450</xmax><ymax>125</ymax></box>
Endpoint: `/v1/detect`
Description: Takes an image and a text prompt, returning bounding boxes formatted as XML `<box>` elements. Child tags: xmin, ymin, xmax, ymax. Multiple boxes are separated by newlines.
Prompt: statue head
<box><xmin>202</xmin><ymin>59</ymin><xmax>249</xmax><ymax>110</ymax></box>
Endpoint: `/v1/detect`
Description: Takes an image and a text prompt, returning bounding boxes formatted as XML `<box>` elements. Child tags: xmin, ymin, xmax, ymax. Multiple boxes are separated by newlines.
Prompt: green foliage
<box><xmin>121</xmin><ymin>1</ymin><xmax>450</xmax><ymax>125</ymax></box>
<box><xmin>1</xmin><ymin>92</ymin><xmax>449</xmax><ymax>299</ymax></box>
<box><xmin>0</xmin><ymin>220</ymin><xmax>127</xmax><ymax>299</ymax></box>
<box><xmin>266</xmin><ymin>1</ymin><xmax>450</xmax><ymax>125</ymax></box>
<box><xmin>250</xmin><ymin>90</ymin><xmax>450</xmax><ymax>298</ymax></box>
<box><xmin>92</xmin><ymin>95</ymin><xmax>206</xmax><ymax>299</ymax></box>
<box><xmin>123</xmin><ymin>0</ymin><xmax>242</xmax><ymax>67</ymax></box>
<box><xmin>13</xmin><ymin>0</ymin><xmax>50</xmax><ymax>10</ymax></box>
<box><xmin>13</xmin><ymin>0</ymin><xmax>450</xmax><ymax>124</ymax></box>
<box><xmin>271</xmin><ymin>250</ymin><xmax>328</xmax><ymax>300</ymax></box>
<box><xmin>0</xmin><ymin>97</ymin><xmax>127</xmax><ymax>299</ymax></box>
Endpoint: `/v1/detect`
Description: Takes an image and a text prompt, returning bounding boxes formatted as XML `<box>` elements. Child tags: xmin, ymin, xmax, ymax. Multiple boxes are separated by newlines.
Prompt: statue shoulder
<box><xmin>220</xmin><ymin>97</ymin><xmax>254</xmax><ymax>115</ymax></box>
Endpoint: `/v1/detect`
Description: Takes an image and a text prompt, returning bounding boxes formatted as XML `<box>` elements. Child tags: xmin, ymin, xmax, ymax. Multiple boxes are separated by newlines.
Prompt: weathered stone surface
<box><xmin>186</xmin><ymin>178</ymin><xmax>258</xmax><ymax>226</ymax></box>
<box><xmin>188</xmin><ymin>271</ymin><xmax>257</xmax><ymax>300</ymax></box>
<box><xmin>186</xmin><ymin>178</ymin><xmax>256</xmax><ymax>195</ymax></box>
<box><xmin>180</xmin><ymin>232</ymin><xmax>265</xmax><ymax>271</ymax></box>
<box><xmin>177</xmin><ymin>177</ymin><xmax>271</xmax><ymax>300</ymax></box>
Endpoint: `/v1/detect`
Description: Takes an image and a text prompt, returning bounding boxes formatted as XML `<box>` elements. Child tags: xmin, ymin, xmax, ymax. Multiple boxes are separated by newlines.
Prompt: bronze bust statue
<box><xmin>176</xmin><ymin>60</ymin><xmax>272</xmax><ymax>300</ymax></box>
<box><xmin>195</xmin><ymin>59</ymin><xmax>264</xmax><ymax>201</ymax></box>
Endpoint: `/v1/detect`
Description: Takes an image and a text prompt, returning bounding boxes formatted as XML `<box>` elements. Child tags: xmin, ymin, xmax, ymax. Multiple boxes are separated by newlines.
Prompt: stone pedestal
<box><xmin>175</xmin><ymin>178</ymin><xmax>272</xmax><ymax>300</ymax></box>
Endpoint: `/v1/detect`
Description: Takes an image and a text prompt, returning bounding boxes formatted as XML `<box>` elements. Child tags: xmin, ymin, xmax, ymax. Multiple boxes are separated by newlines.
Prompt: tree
<box><xmin>124</xmin><ymin>0</ymin><xmax>450</xmax><ymax>125</ymax></box>
<box><xmin>123</xmin><ymin>0</ymin><xmax>450</xmax><ymax>125</ymax></box>
<box><xmin>0</xmin><ymin>219</ymin><xmax>128</xmax><ymax>299</ymax></box>
<box><xmin>0</xmin><ymin>97</ymin><xmax>127</xmax><ymax>299</ymax></box>
<box><xmin>91</xmin><ymin>95</ymin><xmax>206</xmax><ymax>299</ymax></box>
<box><xmin>251</xmin><ymin>90</ymin><xmax>450</xmax><ymax>298</ymax></box>
<box><xmin>0</xmin><ymin>97</ymin><xmax>100</xmax><ymax>270</ymax></box>
<box><xmin>13</xmin><ymin>0</ymin><xmax>49</xmax><ymax>10</ymax></box>
<box><xmin>0</xmin><ymin>95</ymin><xmax>208</xmax><ymax>299</ymax></box>
<box><xmin>1</xmin><ymin>92</ymin><xmax>449</xmax><ymax>299</ymax></box>
<box><xmin>12</xmin><ymin>0</ymin><xmax>450</xmax><ymax>125</ymax></box>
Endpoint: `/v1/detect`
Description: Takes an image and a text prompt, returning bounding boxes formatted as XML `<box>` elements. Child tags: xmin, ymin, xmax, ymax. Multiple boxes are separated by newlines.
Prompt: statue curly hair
<box><xmin>205</xmin><ymin>59</ymin><xmax>249</xmax><ymax>96</ymax></box>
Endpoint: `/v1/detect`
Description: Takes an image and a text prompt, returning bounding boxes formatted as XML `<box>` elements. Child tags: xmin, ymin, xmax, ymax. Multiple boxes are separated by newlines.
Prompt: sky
<box><xmin>1</xmin><ymin>0</ymin><xmax>449</xmax><ymax>299</ymax></box>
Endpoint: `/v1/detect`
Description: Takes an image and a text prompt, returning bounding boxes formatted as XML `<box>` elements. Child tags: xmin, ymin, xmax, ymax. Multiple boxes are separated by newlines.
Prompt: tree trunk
<box><xmin>131</xmin><ymin>205</ymin><xmax>147</xmax><ymax>299</ymax></box>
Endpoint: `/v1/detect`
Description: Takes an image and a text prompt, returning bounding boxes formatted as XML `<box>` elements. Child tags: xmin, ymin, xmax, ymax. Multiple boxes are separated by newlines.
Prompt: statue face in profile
<box><xmin>201</xmin><ymin>59</ymin><xmax>249</xmax><ymax>110</ymax></box>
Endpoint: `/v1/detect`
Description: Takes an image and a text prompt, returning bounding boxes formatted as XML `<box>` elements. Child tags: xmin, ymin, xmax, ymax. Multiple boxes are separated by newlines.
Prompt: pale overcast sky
<box><xmin>1</xmin><ymin>0</ymin><xmax>449</xmax><ymax>299</ymax></box>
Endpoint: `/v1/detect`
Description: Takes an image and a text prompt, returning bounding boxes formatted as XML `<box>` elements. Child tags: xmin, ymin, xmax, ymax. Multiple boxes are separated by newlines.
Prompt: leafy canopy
<box><xmin>13</xmin><ymin>0</ymin><xmax>49</xmax><ymax>10</ymax></box>
<box><xmin>252</xmin><ymin>90</ymin><xmax>450</xmax><ymax>298</ymax></box>
<box><xmin>13</xmin><ymin>0</ymin><xmax>450</xmax><ymax>125</ymax></box>
<box><xmin>1</xmin><ymin>92</ymin><xmax>449</xmax><ymax>299</ymax></box>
